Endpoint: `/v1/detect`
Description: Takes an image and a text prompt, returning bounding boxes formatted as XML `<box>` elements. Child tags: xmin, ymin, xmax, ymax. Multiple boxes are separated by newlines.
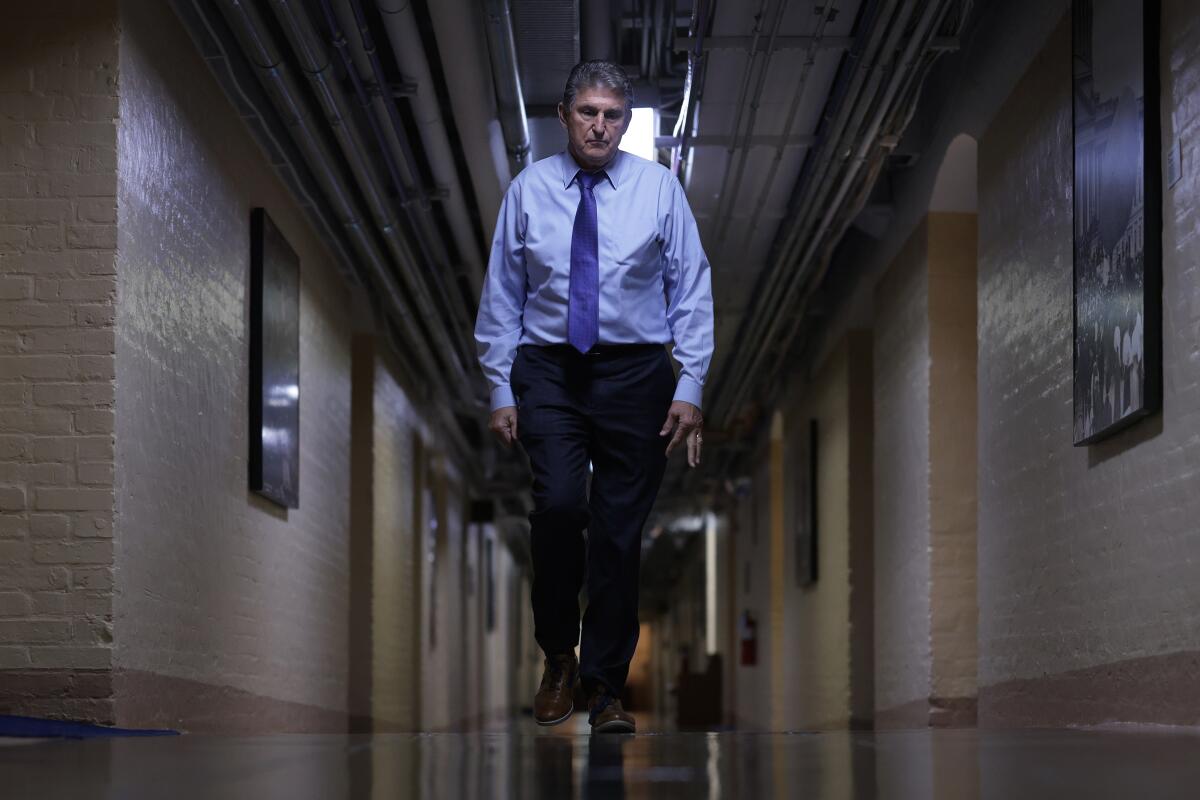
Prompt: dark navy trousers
<box><xmin>511</xmin><ymin>342</ymin><xmax>675</xmax><ymax>695</ymax></box>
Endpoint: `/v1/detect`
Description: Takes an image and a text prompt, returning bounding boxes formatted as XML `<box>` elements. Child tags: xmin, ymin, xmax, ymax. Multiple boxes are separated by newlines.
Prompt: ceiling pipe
<box><xmin>422</xmin><ymin>0</ymin><xmax>509</xmax><ymax>224</ymax></box>
<box><xmin>709</xmin><ymin>0</ymin><xmax>905</xmax><ymax>424</ymax></box>
<box><xmin>742</xmin><ymin>2</ymin><xmax>842</xmax><ymax>245</ymax></box>
<box><xmin>706</xmin><ymin>0</ymin><xmax>903</xmax><ymax>424</ymax></box>
<box><xmin>210</xmin><ymin>0</ymin><xmax>470</xmax><ymax>407</ymax></box>
<box><xmin>713</xmin><ymin>0</ymin><xmax>953</xmax><ymax>427</ymax></box>
<box><xmin>772</xmin><ymin>0</ymin><xmax>912</xmax><ymax>276</ymax></box>
<box><xmin>679</xmin><ymin>0</ymin><xmax>900</xmax><ymax>494</ymax></box>
<box><xmin>173</xmin><ymin>0</ymin><xmax>479</xmax><ymax>472</ymax></box>
<box><xmin>711</xmin><ymin>0</ymin><xmax>789</xmax><ymax>243</ymax></box>
<box><xmin>761</xmin><ymin>1</ymin><xmax>956</xmax><ymax>380</ymax></box>
<box><xmin>482</xmin><ymin>0</ymin><xmax>532</xmax><ymax>175</ymax></box>
<box><xmin>671</xmin><ymin>0</ymin><xmax>715</xmax><ymax>180</ymax></box>
<box><xmin>255</xmin><ymin>0</ymin><xmax>480</xmax><ymax>383</ymax></box>
<box><xmin>370</xmin><ymin>0</ymin><xmax>486</xmax><ymax>296</ymax></box>
<box><xmin>320</xmin><ymin>0</ymin><xmax>484</xmax><ymax>349</ymax></box>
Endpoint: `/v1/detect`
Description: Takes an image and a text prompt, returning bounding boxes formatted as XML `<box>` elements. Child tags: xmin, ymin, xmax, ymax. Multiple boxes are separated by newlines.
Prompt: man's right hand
<box><xmin>489</xmin><ymin>406</ymin><xmax>519</xmax><ymax>448</ymax></box>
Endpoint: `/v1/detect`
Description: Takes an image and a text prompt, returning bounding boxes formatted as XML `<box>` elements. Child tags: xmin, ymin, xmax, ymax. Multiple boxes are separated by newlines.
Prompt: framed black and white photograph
<box><xmin>249</xmin><ymin>208</ymin><xmax>301</xmax><ymax>508</ymax></box>
<box><xmin>794</xmin><ymin>418</ymin><xmax>818</xmax><ymax>587</ymax></box>
<box><xmin>1071</xmin><ymin>0</ymin><xmax>1162</xmax><ymax>445</ymax></box>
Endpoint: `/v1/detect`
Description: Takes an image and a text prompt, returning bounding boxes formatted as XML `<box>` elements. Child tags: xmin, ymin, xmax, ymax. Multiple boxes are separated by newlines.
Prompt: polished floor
<box><xmin>4</xmin><ymin>715</ymin><xmax>1200</xmax><ymax>799</ymax></box>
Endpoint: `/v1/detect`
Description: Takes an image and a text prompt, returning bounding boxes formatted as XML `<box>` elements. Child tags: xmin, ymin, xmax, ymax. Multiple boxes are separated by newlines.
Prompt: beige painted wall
<box><xmin>365</xmin><ymin>347</ymin><xmax>422</xmax><ymax>730</ymax></box>
<box><xmin>733</xmin><ymin>437</ymin><xmax>773</xmax><ymax>729</ymax></box>
<box><xmin>777</xmin><ymin>336</ymin><xmax>874</xmax><ymax>730</ymax></box>
<box><xmin>420</xmin><ymin>456</ymin><xmax>472</xmax><ymax>730</ymax></box>
<box><xmin>873</xmin><ymin>212</ymin><xmax>979</xmax><ymax>726</ymax></box>
<box><xmin>928</xmin><ymin>213</ymin><xmax>979</xmax><ymax>711</ymax></box>
<box><xmin>873</xmin><ymin>221</ymin><xmax>934</xmax><ymax>718</ymax></box>
<box><xmin>730</xmin><ymin>334</ymin><xmax>873</xmax><ymax>731</ymax></box>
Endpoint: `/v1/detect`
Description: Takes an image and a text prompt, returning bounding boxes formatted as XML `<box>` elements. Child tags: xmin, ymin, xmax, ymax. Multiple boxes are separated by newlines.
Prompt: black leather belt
<box><xmin>536</xmin><ymin>343</ymin><xmax>665</xmax><ymax>357</ymax></box>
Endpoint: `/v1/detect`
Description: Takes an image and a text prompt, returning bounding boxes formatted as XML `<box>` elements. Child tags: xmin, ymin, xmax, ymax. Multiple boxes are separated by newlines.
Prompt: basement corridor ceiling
<box><xmin>169</xmin><ymin>0</ymin><xmax>970</xmax><ymax>510</ymax></box>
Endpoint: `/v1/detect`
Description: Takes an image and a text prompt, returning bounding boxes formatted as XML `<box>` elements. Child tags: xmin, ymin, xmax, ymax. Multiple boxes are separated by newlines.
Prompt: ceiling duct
<box><xmin>510</xmin><ymin>0</ymin><xmax>581</xmax><ymax>105</ymax></box>
<box><xmin>508</xmin><ymin>0</ymin><xmax>580</xmax><ymax>161</ymax></box>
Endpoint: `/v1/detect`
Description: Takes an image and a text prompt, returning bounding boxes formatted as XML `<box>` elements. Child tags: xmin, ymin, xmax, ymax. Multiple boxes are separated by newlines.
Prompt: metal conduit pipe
<box><xmin>762</xmin><ymin>1</ymin><xmax>955</xmax><ymax>381</ymax></box>
<box><xmin>705</xmin><ymin>0</ymin><xmax>902</xmax><ymax>424</ymax></box>
<box><xmin>712</xmin><ymin>0</ymin><xmax>790</xmax><ymax>243</ymax></box>
<box><xmin>215</xmin><ymin>0</ymin><xmax>469</xmax><ymax>397</ymax></box>
<box><xmin>741</xmin><ymin>1</ymin><xmax>840</xmax><ymax>242</ymax></box>
<box><xmin>772</xmin><ymin>0</ymin><xmax>913</xmax><ymax>273</ymax></box>
<box><xmin>708</xmin><ymin>0</ymin><xmax>903</xmax><ymax>424</ymax></box>
<box><xmin>754</xmin><ymin>0</ymin><xmax>903</xmax><ymax>303</ymax></box>
<box><xmin>482</xmin><ymin>0</ymin><xmax>531</xmax><ymax>175</ymax></box>
<box><xmin>172</xmin><ymin>0</ymin><xmax>362</xmax><ymax>285</ymax></box>
<box><xmin>712</xmin><ymin>0</ymin><xmax>915</xmax><ymax>422</ymax></box>
<box><xmin>372</xmin><ymin>0</ymin><xmax>486</xmax><ymax>295</ymax></box>
<box><xmin>271</xmin><ymin>0</ymin><xmax>469</xmax><ymax>322</ymax></box>
<box><xmin>716</xmin><ymin>0</ymin><xmax>950</xmax><ymax>425</ymax></box>
<box><xmin>179</xmin><ymin>0</ymin><xmax>477</xmax><ymax>464</ymax></box>
<box><xmin>319</xmin><ymin>0</ymin><xmax>482</xmax><ymax>364</ymax></box>
<box><xmin>262</xmin><ymin>0</ymin><xmax>479</xmax><ymax>381</ymax></box>
<box><xmin>708</xmin><ymin>0</ymin><xmax>771</xmax><ymax>225</ymax></box>
<box><xmin>766</xmin><ymin>0</ymin><xmax>943</xmax><ymax>334</ymax></box>
<box><xmin>706</xmin><ymin>1</ymin><xmax>893</xmax><ymax>421</ymax></box>
<box><xmin>671</xmin><ymin>0</ymin><xmax>714</xmax><ymax>180</ymax></box>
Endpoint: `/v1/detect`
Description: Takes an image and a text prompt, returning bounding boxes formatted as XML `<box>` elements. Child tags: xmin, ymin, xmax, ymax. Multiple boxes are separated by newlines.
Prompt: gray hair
<box><xmin>561</xmin><ymin>60</ymin><xmax>634</xmax><ymax>112</ymax></box>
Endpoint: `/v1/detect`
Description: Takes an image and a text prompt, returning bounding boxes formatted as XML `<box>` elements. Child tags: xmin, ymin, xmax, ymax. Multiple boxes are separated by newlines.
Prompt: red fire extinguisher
<box><xmin>739</xmin><ymin>610</ymin><xmax>757</xmax><ymax>666</ymax></box>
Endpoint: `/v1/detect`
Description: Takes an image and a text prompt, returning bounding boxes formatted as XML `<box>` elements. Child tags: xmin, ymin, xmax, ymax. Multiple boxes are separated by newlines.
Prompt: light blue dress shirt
<box><xmin>475</xmin><ymin>150</ymin><xmax>715</xmax><ymax>413</ymax></box>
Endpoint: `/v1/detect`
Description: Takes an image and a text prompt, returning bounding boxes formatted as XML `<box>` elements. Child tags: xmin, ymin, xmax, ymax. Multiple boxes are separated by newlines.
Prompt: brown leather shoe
<box><xmin>587</xmin><ymin>686</ymin><xmax>635</xmax><ymax>734</ymax></box>
<box><xmin>534</xmin><ymin>653</ymin><xmax>578</xmax><ymax>726</ymax></box>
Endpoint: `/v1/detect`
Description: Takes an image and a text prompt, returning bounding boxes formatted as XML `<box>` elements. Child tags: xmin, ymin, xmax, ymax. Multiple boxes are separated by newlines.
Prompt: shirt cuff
<box><xmin>672</xmin><ymin>376</ymin><xmax>703</xmax><ymax>410</ymax></box>
<box><xmin>490</xmin><ymin>384</ymin><xmax>516</xmax><ymax>412</ymax></box>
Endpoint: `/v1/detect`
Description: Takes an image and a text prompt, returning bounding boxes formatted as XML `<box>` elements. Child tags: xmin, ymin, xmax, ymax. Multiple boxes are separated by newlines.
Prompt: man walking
<box><xmin>474</xmin><ymin>60</ymin><xmax>714</xmax><ymax>733</ymax></box>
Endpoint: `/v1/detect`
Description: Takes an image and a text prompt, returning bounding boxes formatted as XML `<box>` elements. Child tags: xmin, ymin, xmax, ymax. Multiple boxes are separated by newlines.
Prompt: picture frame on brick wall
<box><xmin>793</xmin><ymin>418</ymin><xmax>818</xmax><ymax>587</ymax></box>
<box><xmin>249</xmin><ymin>208</ymin><xmax>300</xmax><ymax>508</ymax></box>
<box><xmin>1071</xmin><ymin>0</ymin><xmax>1163</xmax><ymax>445</ymax></box>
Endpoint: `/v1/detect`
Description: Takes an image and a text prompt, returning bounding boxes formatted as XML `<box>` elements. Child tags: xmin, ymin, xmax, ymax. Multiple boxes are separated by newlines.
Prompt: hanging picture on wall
<box><xmin>794</xmin><ymin>418</ymin><xmax>818</xmax><ymax>587</ymax></box>
<box><xmin>249</xmin><ymin>208</ymin><xmax>300</xmax><ymax>508</ymax></box>
<box><xmin>1071</xmin><ymin>0</ymin><xmax>1162</xmax><ymax>445</ymax></box>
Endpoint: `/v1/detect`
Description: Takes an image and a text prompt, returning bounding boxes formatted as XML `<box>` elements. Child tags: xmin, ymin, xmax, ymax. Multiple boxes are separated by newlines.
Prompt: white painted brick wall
<box><xmin>978</xmin><ymin>1</ymin><xmax>1200</xmax><ymax>690</ymax></box>
<box><xmin>0</xmin><ymin>1</ymin><xmax>118</xmax><ymax>680</ymax></box>
<box><xmin>113</xmin><ymin>0</ymin><xmax>352</xmax><ymax>717</ymax></box>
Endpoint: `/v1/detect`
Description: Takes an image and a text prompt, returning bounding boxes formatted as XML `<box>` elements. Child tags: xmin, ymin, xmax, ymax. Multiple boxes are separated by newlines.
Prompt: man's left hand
<box><xmin>660</xmin><ymin>401</ymin><xmax>704</xmax><ymax>467</ymax></box>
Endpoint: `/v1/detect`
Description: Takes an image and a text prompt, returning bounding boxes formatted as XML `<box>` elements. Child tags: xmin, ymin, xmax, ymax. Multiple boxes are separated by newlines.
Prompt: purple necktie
<box><xmin>569</xmin><ymin>170</ymin><xmax>603</xmax><ymax>353</ymax></box>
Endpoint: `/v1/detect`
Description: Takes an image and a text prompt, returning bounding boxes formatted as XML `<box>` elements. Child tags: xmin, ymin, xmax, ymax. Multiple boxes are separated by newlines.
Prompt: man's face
<box><xmin>558</xmin><ymin>85</ymin><xmax>629</xmax><ymax>170</ymax></box>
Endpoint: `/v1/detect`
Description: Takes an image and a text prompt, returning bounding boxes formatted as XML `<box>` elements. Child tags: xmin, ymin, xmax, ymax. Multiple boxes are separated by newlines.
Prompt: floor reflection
<box><xmin>5</xmin><ymin>723</ymin><xmax>1200</xmax><ymax>799</ymax></box>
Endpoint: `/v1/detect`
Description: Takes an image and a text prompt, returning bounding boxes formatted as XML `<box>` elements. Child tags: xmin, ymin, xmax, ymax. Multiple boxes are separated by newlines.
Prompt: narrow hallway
<box><xmin>3</xmin><ymin>0</ymin><xmax>1199</xmax><ymax>797</ymax></box>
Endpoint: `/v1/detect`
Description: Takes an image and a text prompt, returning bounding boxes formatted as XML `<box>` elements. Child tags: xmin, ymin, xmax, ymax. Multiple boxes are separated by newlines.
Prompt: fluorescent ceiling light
<box><xmin>620</xmin><ymin>107</ymin><xmax>657</xmax><ymax>162</ymax></box>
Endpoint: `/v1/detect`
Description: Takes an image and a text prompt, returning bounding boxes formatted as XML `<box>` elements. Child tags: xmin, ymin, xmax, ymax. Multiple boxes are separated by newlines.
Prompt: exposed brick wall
<box><xmin>0</xmin><ymin>0</ymin><xmax>119</xmax><ymax>721</ymax></box>
<box><xmin>977</xmin><ymin>2</ymin><xmax>1200</xmax><ymax>725</ymax></box>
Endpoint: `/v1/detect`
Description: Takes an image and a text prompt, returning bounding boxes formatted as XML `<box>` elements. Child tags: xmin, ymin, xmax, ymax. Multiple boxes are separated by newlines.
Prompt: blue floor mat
<box><xmin>0</xmin><ymin>715</ymin><xmax>178</xmax><ymax>739</ymax></box>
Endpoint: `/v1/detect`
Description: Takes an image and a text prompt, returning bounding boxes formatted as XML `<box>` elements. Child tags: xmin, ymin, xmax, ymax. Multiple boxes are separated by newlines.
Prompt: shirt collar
<box><xmin>559</xmin><ymin>149</ymin><xmax>624</xmax><ymax>191</ymax></box>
